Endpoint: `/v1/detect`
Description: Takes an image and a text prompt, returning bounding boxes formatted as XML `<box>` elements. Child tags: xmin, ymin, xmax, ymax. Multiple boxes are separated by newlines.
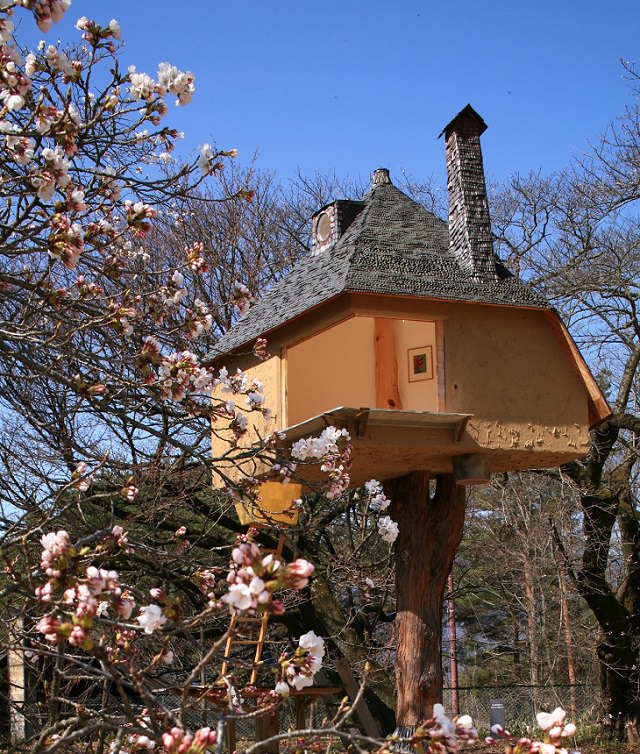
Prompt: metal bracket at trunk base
<box><xmin>391</xmin><ymin>725</ymin><xmax>417</xmax><ymax>752</ymax></box>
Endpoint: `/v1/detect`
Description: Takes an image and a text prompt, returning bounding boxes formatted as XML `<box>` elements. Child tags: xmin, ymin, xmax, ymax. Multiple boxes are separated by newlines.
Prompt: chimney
<box><xmin>439</xmin><ymin>105</ymin><xmax>499</xmax><ymax>282</ymax></box>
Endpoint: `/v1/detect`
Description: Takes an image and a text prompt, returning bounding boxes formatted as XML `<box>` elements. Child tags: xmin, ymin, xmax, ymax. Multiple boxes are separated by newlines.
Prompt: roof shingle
<box><xmin>206</xmin><ymin>178</ymin><xmax>548</xmax><ymax>361</ymax></box>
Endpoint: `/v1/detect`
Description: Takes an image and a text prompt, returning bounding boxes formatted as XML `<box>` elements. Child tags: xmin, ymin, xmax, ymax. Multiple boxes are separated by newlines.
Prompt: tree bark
<box><xmin>386</xmin><ymin>472</ymin><xmax>466</xmax><ymax>728</ymax></box>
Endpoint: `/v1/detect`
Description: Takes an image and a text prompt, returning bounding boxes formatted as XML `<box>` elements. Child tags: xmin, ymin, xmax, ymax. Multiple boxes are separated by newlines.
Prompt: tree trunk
<box><xmin>386</xmin><ymin>472</ymin><xmax>466</xmax><ymax>729</ymax></box>
<box><xmin>575</xmin><ymin>481</ymin><xmax>640</xmax><ymax>741</ymax></box>
<box><xmin>523</xmin><ymin>557</ymin><xmax>539</xmax><ymax>687</ymax></box>
<box><xmin>558</xmin><ymin>567</ymin><xmax>578</xmax><ymax>722</ymax></box>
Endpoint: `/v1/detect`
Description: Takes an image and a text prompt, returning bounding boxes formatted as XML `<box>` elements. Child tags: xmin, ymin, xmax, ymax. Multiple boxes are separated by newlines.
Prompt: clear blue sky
<box><xmin>17</xmin><ymin>1</ymin><xmax>640</xmax><ymax>190</ymax></box>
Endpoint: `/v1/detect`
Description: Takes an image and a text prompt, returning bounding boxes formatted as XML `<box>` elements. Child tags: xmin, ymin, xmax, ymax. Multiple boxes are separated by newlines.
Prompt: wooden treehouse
<box><xmin>205</xmin><ymin>105</ymin><xmax>610</xmax><ymax>734</ymax></box>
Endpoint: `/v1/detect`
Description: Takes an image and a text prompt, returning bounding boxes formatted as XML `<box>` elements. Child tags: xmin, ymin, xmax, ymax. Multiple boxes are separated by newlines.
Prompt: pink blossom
<box><xmin>185</xmin><ymin>241</ymin><xmax>208</xmax><ymax>273</ymax></box>
<box><xmin>223</xmin><ymin>582</ymin><xmax>253</xmax><ymax>611</ymax></box>
<box><xmin>0</xmin><ymin>14</ymin><xmax>14</xmax><ymax>43</ymax></box>
<box><xmin>128</xmin><ymin>65</ymin><xmax>155</xmax><ymax>101</ymax></box>
<box><xmin>121</xmin><ymin>482</ymin><xmax>138</xmax><ymax>501</ymax></box>
<box><xmin>115</xmin><ymin>591</ymin><xmax>135</xmax><ymax>620</ymax></box>
<box><xmin>68</xmin><ymin>625</ymin><xmax>91</xmax><ymax>648</ymax></box>
<box><xmin>35</xmin><ymin>615</ymin><xmax>60</xmax><ymax>643</ymax></box>
<box><xmin>4</xmin><ymin>130</ymin><xmax>35</xmax><ymax>164</ymax></box>
<box><xmin>156</xmin><ymin>61</ymin><xmax>195</xmax><ymax>106</ymax></box>
<box><xmin>47</xmin><ymin>212</ymin><xmax>83</xmax><ymax>268</ymax></box>
<box><xmin>286</xmin><ymin>558</ymin><xmax>314</xmax><ymax>589</ymax></box>
<box><xmin>284</xmin><ymin>630</ymin><xmax>326</xmax><ymax>691</ymax></box>
<box><xmin>253</xmin><ymin>337</ymin><xmax>270</xmax><ymax>361</ymax></box>
<box><xmin>365</xmin><ymin>479</ymin><xmax>390</xmax><ymax>510</ymax></box>
<box><xmin>40</xmin><ymin>529</ymin><xmax>71</xmax><ymax>575</ymax></box>
<box><xmin>108</xmin><ymin>19</ymin><xmax>120</xmax><ymax>39</ymax></box>
<box><xmin>26</xmin><ymin>0</ymin><xmax>71</xmax><ymax>32</ymax></box>
<box><xmin>233</xmin><ymin>280</ymin><xmax>254</xmax><ymax>313</ymax></box>
<box><xmin>162</xmin><ymin>726</ymin><xmax>215</xmax><ymax>754</ymax></box>
<box><xmin>72</xmin><ymin>461</ymin><xmax>91</xmax><ymax>491</ymax></box>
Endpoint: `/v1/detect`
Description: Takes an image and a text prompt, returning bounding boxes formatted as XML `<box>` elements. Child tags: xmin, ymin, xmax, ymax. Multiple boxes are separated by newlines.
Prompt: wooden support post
<box><xmin>225</xmin><ymin>718</ymin><xmax>236</xmax><ymax>754</ymax></box>
<box><xmin>374</xmin><ymin>318</ymin><xmax>403</xmax><ymax>410</ymax></box>
<box><xmin>255</xmin><ymin>709</ymin><xmax>280</xmax><ymax>754</ymax></box>
<box><xmin>385</xmin><ymin>472</ymin><xmax>466</xmax><ymax>730</ymax></box>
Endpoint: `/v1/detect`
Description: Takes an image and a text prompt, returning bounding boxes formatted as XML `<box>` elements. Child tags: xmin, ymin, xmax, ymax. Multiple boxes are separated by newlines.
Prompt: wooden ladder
<box><xmin>220</xmin><ymin>532</ymin><xmax>285</xmax><ymax>685</ymax></box>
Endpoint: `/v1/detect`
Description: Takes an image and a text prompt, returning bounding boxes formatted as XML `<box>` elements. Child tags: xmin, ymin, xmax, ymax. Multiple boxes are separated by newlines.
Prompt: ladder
<box><xmin>220</xmin><ymin>532</ymin><xmax>285</xmax><ymax>685</ymax></box>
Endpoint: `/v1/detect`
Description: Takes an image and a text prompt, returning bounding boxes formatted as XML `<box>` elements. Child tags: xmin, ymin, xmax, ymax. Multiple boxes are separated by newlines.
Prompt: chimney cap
<box><xmin>438</xmin><ymin>104</ymin><xmax>488</xmax><ymax>140</ymax></box>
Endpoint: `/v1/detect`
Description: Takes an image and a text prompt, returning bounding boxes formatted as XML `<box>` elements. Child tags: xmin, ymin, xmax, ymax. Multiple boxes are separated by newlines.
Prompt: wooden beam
<box><xmin>374</xmin><ymin>318</ymin><xmax>403</xmax><ymax>410</ymax></box>
<box><xmin>335</xmin><ymin>657</ymin><xmax>381</xmax><ymax>738</ymax></box>
<box><xmin>544</xmin><ymin>310</ymin><xmax>612</xmax><ymax>428</ymax></box>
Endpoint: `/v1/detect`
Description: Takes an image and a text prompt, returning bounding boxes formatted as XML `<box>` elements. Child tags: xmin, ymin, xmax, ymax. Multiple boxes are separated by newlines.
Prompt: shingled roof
<box><xmin>206</xmin><ymin>170</ymin><xmax>548</xmax><ymax>361</ymax></box>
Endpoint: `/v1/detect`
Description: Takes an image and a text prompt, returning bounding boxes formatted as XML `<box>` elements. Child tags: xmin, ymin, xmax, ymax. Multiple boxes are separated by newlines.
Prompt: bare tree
<box><xmin>488</xmin><ymin>64</ymin><xmax>640</xmax><ymax>740</ymax></box>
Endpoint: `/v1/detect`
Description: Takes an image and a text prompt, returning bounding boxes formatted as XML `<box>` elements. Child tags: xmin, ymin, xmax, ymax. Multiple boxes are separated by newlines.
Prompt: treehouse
<box><xmin>205</xmin><ymin>105</ymin><xmax>610</xmax><ymax>523</ymax></box>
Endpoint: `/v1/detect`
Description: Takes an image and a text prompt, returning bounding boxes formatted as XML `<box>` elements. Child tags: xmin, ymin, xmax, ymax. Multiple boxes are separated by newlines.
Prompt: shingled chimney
<box><xmin>440</xmin><ymin>105</ymin><xmax>499</xmax><ymax>282</ymax></box>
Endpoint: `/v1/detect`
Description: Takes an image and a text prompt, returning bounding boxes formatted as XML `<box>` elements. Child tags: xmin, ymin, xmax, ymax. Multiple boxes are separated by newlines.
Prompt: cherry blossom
<box><xmin>137</xmin><ymin>604</ymin><xmax>167</xmax><ymax>635</ymax></box>
<box><xmin>121</xmin><ymin>482</ymin><xmax>139</xmax><ymax>501</ymax></box>
<box><xmin>197</xmin><ymin>143</ymin><xmax>214</xmax><ymax>175</ymax></box>
<box><xmin>283</xmin><ymin>630</ymin><xmax>326</xmax><ymax>691</ymax></box>
<box><xmin>291</xmin><ymin>426</ymin><xmax>350</xmax><ymax>462</ymax></box>
<box><xmin>377</xmin><ymin>515</ymin><xmax>399</xmax><ymax>544</ymax></box>
<box><xmin>26</xmin><ymin>0</ymin><xmax>72</xmax><ymax>33</ymax></box>
<box><xmin>286</xmin><ymin>558</ymin><xmax>314</xmax><ymax>589</ymax></box>
<box><xmin>162</xmin><ymin>727</ymin><xmax>216</xmax><ymax>754</ymax></box>
<box><xmin>233</xmin><ymin>280</ymin><xmax>254</xmax><ymax>313</ymax></box>
<box><xmin>156</xmin><ymin>61</ymin><xmax>195</xmax><ymax>106</ymax></box>
<box><xmin>185</xmin><ymin>240</ymin><xmax>208</xmax><ymax>273</ymax></box>
<box><xmin>72</xmin><ymin>461</ymin><xmax>91</xmax><ymax>491</ymax></box>
<box><xmin>365</xmin><ymin>478</ymin><xmax>390</xmax><ymax>510</ymax></box>
<box><xmin>40</xmin><ymin>529</ymin><xmax>72</xmax><ymax>576</ymax></box>
<box><xmin>486</xmin><ymin>707</ymin><xmax>579</xmax><ymax>754</ymax></box>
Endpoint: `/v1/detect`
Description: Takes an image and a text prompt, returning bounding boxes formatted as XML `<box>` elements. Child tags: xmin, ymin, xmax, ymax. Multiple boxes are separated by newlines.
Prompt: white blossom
<box><xmin>377</xmin><ymin>515</ymin><xmax>399</xmax><ymax>544</ymax></box>
<box><xmin>137</xmin><ymin>604</ymin><xmax>167</xmax><ymax>634</ymax></box>
<box><xmin>198</xmin><ymin>143</ymin><xmax>213</xmax><ymax>175</ymax></box>
<box><xmin>108</xmin><ymin>19</ymin><xmax>121</xmax><ymax>39</ymax></box>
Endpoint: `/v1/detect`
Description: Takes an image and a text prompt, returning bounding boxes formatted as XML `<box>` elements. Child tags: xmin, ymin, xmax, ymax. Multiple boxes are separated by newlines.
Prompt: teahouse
<box><xmin>208</xmin><ymin>105</ymin><xmax>608</xmax><ymax>498</ymax></box>
<box><xmin>206</xmin><ymin>105</ymin><xmax>610</xmax><ymax>730</ymax></box>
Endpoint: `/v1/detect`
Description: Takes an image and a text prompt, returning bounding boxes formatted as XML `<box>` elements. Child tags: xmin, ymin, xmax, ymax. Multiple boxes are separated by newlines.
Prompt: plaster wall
<box><xmin>443</xmin><ymin>305</ymin><xmax>591</xmax><ymax>454</ymax></box>
<box><xmin>287</xmin><ymin>316</ymin><xmax>376</xmax><ymax>426</ymax></box>
<box><xmin>391</xmin><ymin>319</ymin><xmax>438</xmax><ymax>411</ymax></box>
<box><xmin>211</xmin><ymin>354</ymin><xmax>280</xmax><ymax>487</ymax></box>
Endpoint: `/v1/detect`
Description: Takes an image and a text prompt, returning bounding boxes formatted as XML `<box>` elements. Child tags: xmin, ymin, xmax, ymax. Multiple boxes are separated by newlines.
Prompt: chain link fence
<box><xmin>443</xmin><ymin>684</ymin><xmax>601</xmax><ymax>733</ymax></box>
<box><xmin>8</xmin><ymin>685</ymin><xmax>601</xmax><ymax>748</ymax></box>
<box><xmin>153</xmin><ymin>685</ymin><xmax>600</xmax><ymax>743</ymax></box>
<box><xmin>154</xmin><ymin>690</ymin><xmax>345</xmax><ymax>744</ymax></box>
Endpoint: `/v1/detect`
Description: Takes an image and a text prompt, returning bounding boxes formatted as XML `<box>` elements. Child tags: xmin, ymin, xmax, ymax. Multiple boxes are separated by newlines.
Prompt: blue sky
<box><xmin>17</xmin><ymin>1</ymin><xmax>640</xmax><ymax>190</ymax></box>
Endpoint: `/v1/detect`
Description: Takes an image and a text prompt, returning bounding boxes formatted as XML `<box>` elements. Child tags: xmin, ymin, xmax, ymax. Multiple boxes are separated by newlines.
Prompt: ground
<box><xmin>483</xmin><ymin>744</ymin><xmax>640</xmax><ymax>754</ymax></box>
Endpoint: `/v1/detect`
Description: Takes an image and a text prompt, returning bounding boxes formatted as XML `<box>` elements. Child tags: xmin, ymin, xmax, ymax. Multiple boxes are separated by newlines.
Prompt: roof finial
<box><xmin>371</xmin><ymin>167</ymin><xmax>392</xmax><ymax>188</ymax></box>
